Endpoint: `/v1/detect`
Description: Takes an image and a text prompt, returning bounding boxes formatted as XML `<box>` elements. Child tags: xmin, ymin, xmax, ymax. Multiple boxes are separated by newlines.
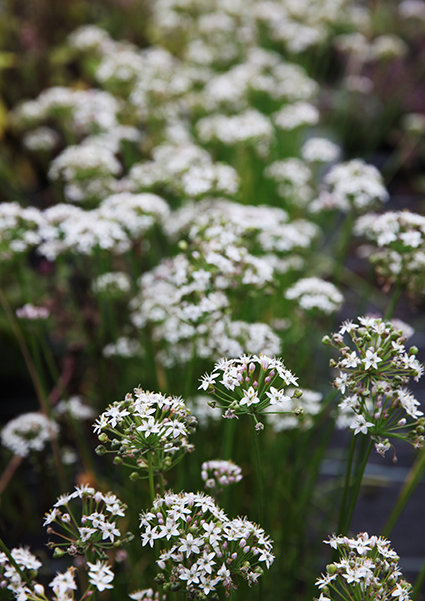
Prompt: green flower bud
<box><xmin>326</xmin><ymin>563</ymin><xmax>337</xmax><ymax>574</ymax></box>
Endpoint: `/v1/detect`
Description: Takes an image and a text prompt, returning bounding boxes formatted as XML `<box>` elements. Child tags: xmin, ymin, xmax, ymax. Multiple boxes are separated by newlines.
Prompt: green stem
<box><xmin>222</xmin><ymin>419</ymin><xmax>236</xmax><ymax>460</ymax></box>
<box><xmin>147</xmin><ymin>455</ymin><xmax>156</xmax><ymax>503</ymax></box>
<box><xmin>342</xmin><ymin>438</ymin><xmax>373</xmax><ymax>534</ymax></box>
<box><xmin>252</xmin><ymin>419</ymin><xmax>264</xmax><ymax>526</ymax></box>
<box><xmin>0</xmin><ymin>289</ymin><xmax>67</xmax><ymax>490</ymax></box>
<box><xmin>384</xmin><ymin>282</ymin><xmax>402</xmax><ymax>320</ymax></box>
<box><xmin>184</xmin><ymin>338</ymin><xmax>197</xmax><ymax>400</ymax></box>
<box><xmin>337</xmin><ymin>436</ymin><xmax>357</xmax><ymax>535</ymax></box>
<box><xmin>70</xmin><ymin>417</ymin><xmax>98</xmax><ymax>482</ymax></box>
<box><xmin>334</xmin><ymin>212</ymin><xmax>355</xmax><ymax>283</ymax></box>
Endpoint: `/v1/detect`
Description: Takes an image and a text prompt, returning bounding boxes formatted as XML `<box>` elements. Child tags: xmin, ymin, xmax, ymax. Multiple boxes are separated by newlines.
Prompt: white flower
<box><xmin>341</xmin><ymin>351</ymin><xmax>360</xmax><ymax>368</ymax></box>
<box><xmin>179</xmin><ymin>533</ymin><xmax>201</xmax><ymax>557</ymax></box>
<box><xmin>87</xmin><ymin>561</ymin><xmax>114</xmax><ymax>592</ymax></box>
<box><xmin>351</xmin><ymin>414</ymin><xmax>375</xmax><ymax>435</ymax></box>
<box><xmin>240</xmin><ymin>386</ymin><xmax>259</xmax><ymax>407</ymax></box>
<box><xmin>198</xmin><ymin>372</ymin><xmax>219</xmax><ymax>391</ymax></box>
<box><xmin>362</xmin><ymin>348</ymin><xmax>382</xmax><ymax>370</ymax></box>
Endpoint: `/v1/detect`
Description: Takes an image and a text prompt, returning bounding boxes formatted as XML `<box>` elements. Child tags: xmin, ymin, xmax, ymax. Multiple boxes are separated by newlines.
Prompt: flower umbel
<box><xmin>44</xmin><ymin>485</ymin><xmax>132</xmax><ymax>558</ymax></box>
<box><xmin>199</xmin><ymin>353</ymin><xmax>300</xmax><ymax>425</ymax></box>
<box><xmin>201</xmin><ymin>459</ymin><xmax>242</xmax><ymax>494</ymax></box>
<box><xmin>93</xmin><ymin>389</ymin><xmax>197</xmax><ymax>475</ymax></box>
<box><xmin>324</xmin><ymin>316</ymin><xmax>424</xmax><ymax>455</ymax></box>
<box><xmin>139</xmin><ymin>490</ymin><xmax>274</xmax><ymax>599</ymax></box>
<box><xmin>314</xmin><ymin>533</ymin><xmax>412</xmax><ymax>601</ymax></box>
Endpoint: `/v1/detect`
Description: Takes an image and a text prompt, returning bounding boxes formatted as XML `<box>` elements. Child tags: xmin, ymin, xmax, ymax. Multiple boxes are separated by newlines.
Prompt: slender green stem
<box><xmin>147</xmin><ymin>455</ymin><xmax>156</xmax><ymax>502</ymax></box>
<box><xmin>252</xmin><ymin>419</ymin><xmax>264</xmax><ymax>526</ymax></box>
<box><xmin>222</xmin><ymin>419</ymin><xmax>236</xmax><ymax>459</ymax></box>
<box><xmin>337</xmin><ymin>436</ymin><xmax>357</xmax><ymax>534</ymax></box>
<box><xmin>342</xmin><ymin>438</ymin><xmax>373</xmax><ymax>534</ymax></box>
<box><xmin>384</xmin><ymin>282</ymin><xmax>402</xmax><ymax>320</ymax></box>
<box><xmin>0</xmin><ymin>288</ymin><xmax>67</xmax><ymax>490</ymax></box>
<box><xmin>70</xmin><ymin>417</ymin><xmax>98</xmax><ymax>483</ymax></box>
<box><xmin>184</xmin><ymin>338</ymin><xmax>197</xmax><ymax>400</ymax></box>
<box><xmin>334</xmin><ymin>212</ymin><xmax>355</xmax><ymax>283</ymax></box>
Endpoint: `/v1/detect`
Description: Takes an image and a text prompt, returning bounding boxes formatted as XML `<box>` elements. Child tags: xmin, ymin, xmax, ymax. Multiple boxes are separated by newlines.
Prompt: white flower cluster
<box><xmin>54</xmin><ymin>396</ymin><xmax>95</xmax><ymax>421</ymax></box>
<box><xmin>199</xmin><ymin>353</ymin><xmax>299</xmax><ymax>424</ymax></box>
<box><xmin>152</xmin><ymin>0</ymin><xmax>356</xmax><ymax>62</ymax></box>
<box><xmin>127</xmin><ymin>142</ymin><xmax>240</xmax><ymax>199</ymax></box>
<box><xmin>196</xmin><ymin>109</ymin><xmax>274</xmax><ymax>156</ymax></box>
<box><xmin>139</xmin><ymin>491</ymin><xmax>274</xmax><ymax>597</ymax></box>
<box><xmin>301</xmin><ymin>137</ymin><xmax>341</xmax><ymax>164</ymax></box>
<box><xmin>335</xmin><ymin>32</ymin><xmax>407</xmax><ymax>63</ymax></box>
<box><xmin>315</xmin><ymin>533</ymin><xmax>412</xmax><ymax>601</ymax></box>
<box><xmin>23</xmin><ymin>126</ymin><xmax>60</xmax><ymax>152</ymax></box>
<box><xmin>273</xmin><ymin>101</ymin><xmax>319</xmax><ymax>130</ymax></box>
<box><xmin>0</xmin><ymin>202</ymin><xmax>44</xmax><ymax>260</ymax></box>
<box><xmin>93</xmin><ymin>389</ymin><xmax>197</xmax><ymax>475</ymax></box>
<box><xmin>15</xmin><ymin>303</ymin><xmax>50</xmax><ymax>320</ymax></box>
<box><xmin>86</xmin><ymin>561</ymin><xmax>115</xmax><ymax>592</ymax></box>
<box><xmin>355</xmin><ymin>210</ymin><xmax>425</xmax><ymax>294</ymax></box>
<box><xmin>325</xmin><ymin>316</ymin><xmax>424</xmax><ymax>454</ymax></box>
<box><xmin>0</xmin><ymin>547</ymin><xmax>43</xmax><ymax>601</ymax></box>
<box><xmin>255</xmin><ymin>0</ymin><xmax>349</xmax><ymax>54</ymax></box>
<box><xmin>128</xmin><ymin>49</ymin><xmax>199</xmax><ymax>119</ymax></box>
<box><xmin>165</xmin><ymin>197</ymin><xmax>287</xmax><ymax>242</ymax></box>
<box><xmin>129</xmin><ymin>208</ymin><xmax>286</xmax><ymax>366</ymax></box>
<box><xmin>264</xmin><ymin>158</ymin><xmax>314</xmax><ymax>206</ymax></box>
<box><xmin>48</xmin><ymin>143</ymin><xmax>121</xmax><ymax>201</ymax></box>
<box><xmin>130</xmin><ymin>588</ymin><xmax>165</xmax><ymax>601</ymax></box>
<box><xmin>311</xmin><ymin>159</ymin><xmax>388</xmax><ymax>213</ymax></box>
<box><xmin>92</xmin><ymin>271</ymin><xmax>131</xmax><ymax>295</ymax></box>
<box><xmin>399</xmin><ymin>0</ymin><xmax>425</xmax><ymax>20</ymax></box>
<box><xmin>68</xmin><ymin>24</ymin><xmax>113</xmax><ymax>52</ymax></box>
<box><xmin>165</xmin><ymin>198</ymin><xmax>319</xmax><ymax>265</ymax></box>
<box><xmin>103</xmin><ymin>337</ymin><xmax>143</xmax><ymax>359</ymax></box>
<box><xmin>201</xmin><ymin>459</ymin><xmax>243</xmax><ymax>491</ymax></box>
<box><xmin>0</xmin><ymin>547</ymin><xmax>115</xmax><ymax>601</ymax></box>
<box><xmin>43</xmin><ymin>485</ymin><xmax>130</xmax><ymax>557</ymax></box>
<box><xmin>284</xmin><ymin>277</ymin><xmax>344</xmax><ymax>315</ymax></box>
<box><xmin>12</xmin><ymin>87</ymin><xmax>120</xmax><ymax>137</ymax></box>
<box><xmin>1</xmin><ymin>412</ymin><xmax>59</xmax><ymax>457</ymax></box>
<box><xmin>192</xmin><ymin>48</ymin><xmax>318</xmax><ymax>113</ymax></box>
<box><xmin>0</xmin><ymin>192</ymin><xmax>169</xmax><ymax>261</ymax></box>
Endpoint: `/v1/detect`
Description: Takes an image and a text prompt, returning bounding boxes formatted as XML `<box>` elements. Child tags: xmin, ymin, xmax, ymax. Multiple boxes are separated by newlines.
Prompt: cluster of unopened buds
<box><xmin>201</xmin><ymin>459</ymin><xmax>242</xmax><ymax>493</ymax></box>
<box><xmin>93</xmin><ymin>388</ymin><xmax>197</xmax><ymax>477</ymax></box>
<box><xmin>139</xmin><ymin>491</ymin><xmax>274</xmax><ymax>599</ymax></box>
<box><xmin>199</xmin><ymin>353</ymin><xmax>301</xmax><ymax>429</ymax></box>
<box><xmin>43</xmin><ymin>484</ymin><xmax>132</xmax><ymax>558</ymax></box>
<box><xmin>315</xmin><ymin>532</ymin><xmax>412</xmax><ymax>601</ymax></box>
<box><xmin>323</xmin><ymin>316</ymin><xmax>424</xmax><ymax>456</ymax></box>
